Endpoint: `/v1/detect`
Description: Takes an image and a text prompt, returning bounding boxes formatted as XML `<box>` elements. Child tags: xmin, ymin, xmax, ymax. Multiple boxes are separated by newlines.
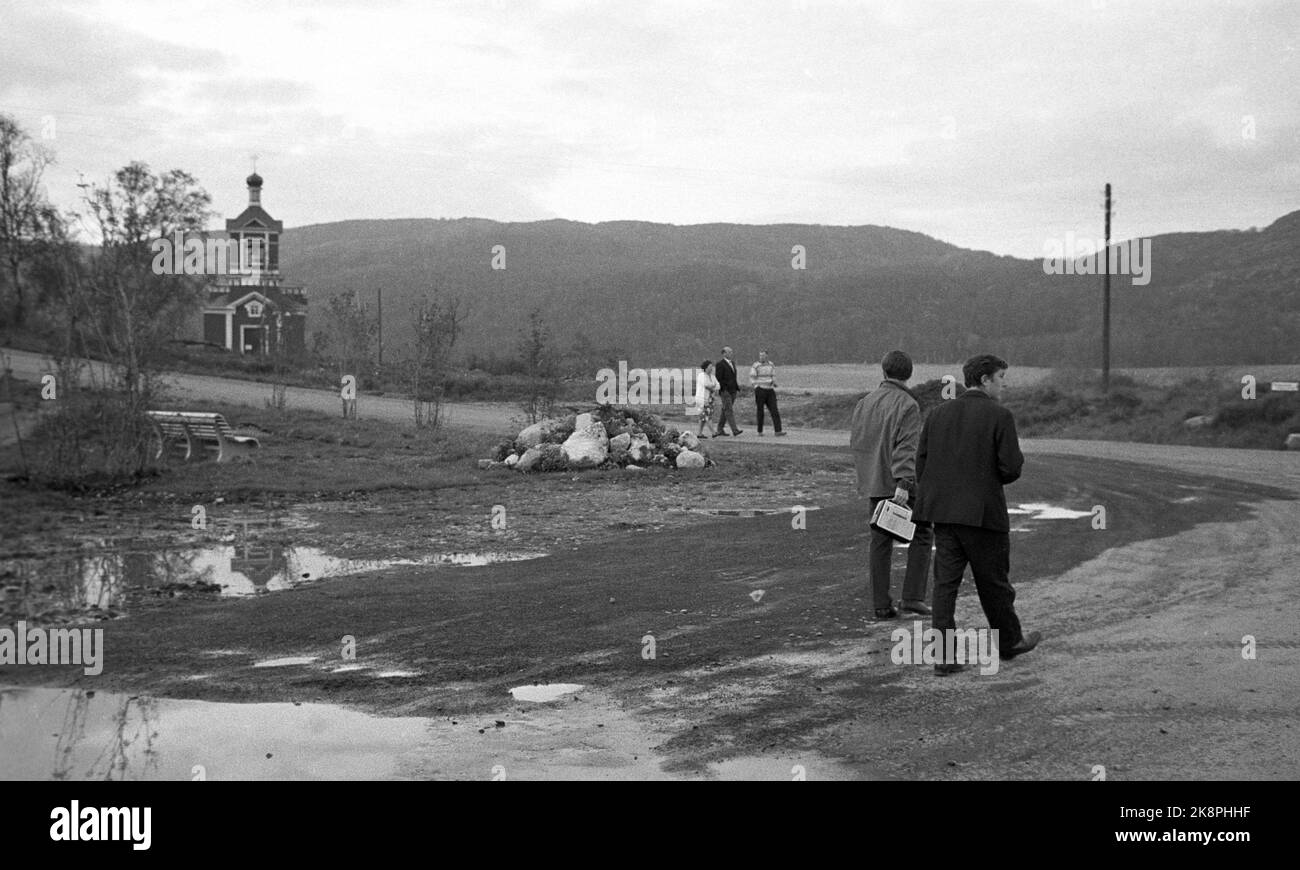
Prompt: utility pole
<box><xmin>377</xmin><ymin>287</ymin><xmax>383</xmax><ymax>367</ymax></box>
<box><xmin>1102</xmin><ymin>183</ymin><xmax>1112</xmax><ymax>393</ymax></box>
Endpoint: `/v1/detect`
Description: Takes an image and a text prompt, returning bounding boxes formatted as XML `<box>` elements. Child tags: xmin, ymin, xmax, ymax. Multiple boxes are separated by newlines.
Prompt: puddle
<box><xmin>1</xmin><ymin>542</ymin><xmax>547</xmax><ymax>626</ymax></box>
<box><xmin>252</xmin><ymin>657</ymin><xmax>318</xmax><ymax>668</ymax></box>
<box><xmin>0</xmin><ymin>686</ymin><xmax>432</xmax><ymax>780</ymax></box>
<box><xmin>509</xmin><ymin>683</ymin><xmax>584</xmax><ymax>702</ymax></box>
<box><xmin>0</xmin><ymin>685</ymin><xmax>675</xmax><ymax>781</ymax></box>
<box><xmin>692</xmin><ymin>507</ymin><xmax>822</xmax><ymax>518</ymax></box>
<box><xmin>429</xmin><ymin>552</ymin><xmax>546</xmax><ymax>567</ymax></box>
<box><xmin>1008</xmin><ymin>503</ymin><xmax>1094</xmax><ymax>520</ymax></box>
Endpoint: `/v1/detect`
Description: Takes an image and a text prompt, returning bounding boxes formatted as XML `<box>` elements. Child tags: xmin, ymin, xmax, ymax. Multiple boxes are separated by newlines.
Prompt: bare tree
<box><xmin>73</xmin><ymin>162</ymin><xmax>212</xmax><ymax>400</ymax></box>
<box><xmin>0</xmin><ymin>113</ymin><xmax>55</xmax><ymax>326</ymax></box>
<box><xmin>409</xmin><ymin>290</ymin><xmax>465</xmax><ymax>429</ymax></box>
<box><xmin>312</xmin><ymin>290</ymin><xmax>377</xmax><ymax>417</ymax></box>
<box><xmin>517</xmin><ymin>306</ymin><xmax>560</xmax><ymax>424</ymax></box>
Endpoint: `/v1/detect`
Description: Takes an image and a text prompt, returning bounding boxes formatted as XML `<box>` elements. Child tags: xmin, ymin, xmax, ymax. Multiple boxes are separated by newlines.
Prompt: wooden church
<box><xmin>200</xmin><ymin>172</ymin><xmax>308</xmax><ymax>356</ymax></box>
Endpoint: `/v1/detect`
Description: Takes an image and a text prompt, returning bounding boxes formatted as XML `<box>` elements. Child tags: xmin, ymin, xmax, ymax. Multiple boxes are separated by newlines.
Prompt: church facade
<box><xmin>200</xmin><ymin>172</ymin><xmax>308</xmax><ymax>356</ymax></box>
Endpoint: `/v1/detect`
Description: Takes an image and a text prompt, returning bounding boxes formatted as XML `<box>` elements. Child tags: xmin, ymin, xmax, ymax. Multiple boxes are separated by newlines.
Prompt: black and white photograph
<box><xmin>0</xmin><ymin>0</ymin><xmax>1296</xmax><ymax>825</ymax></box>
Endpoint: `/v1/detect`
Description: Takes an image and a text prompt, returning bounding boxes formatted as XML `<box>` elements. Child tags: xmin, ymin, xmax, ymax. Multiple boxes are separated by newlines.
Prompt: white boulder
<box><xmin>562</xmin><ymin>413</ymin><xmax>609</xmax><ymax>468</ymax></box>
<box><xmin>675</xmin><ymin>448</ymin><xmax>706</xmax><ymax>468</ymax></box>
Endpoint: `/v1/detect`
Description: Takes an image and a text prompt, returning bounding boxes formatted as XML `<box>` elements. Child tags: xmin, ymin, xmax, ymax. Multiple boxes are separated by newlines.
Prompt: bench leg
<box><xmin>178</xmin><ymin>422</ymin><xmax>196</xmax><ymax>461</ymax></box>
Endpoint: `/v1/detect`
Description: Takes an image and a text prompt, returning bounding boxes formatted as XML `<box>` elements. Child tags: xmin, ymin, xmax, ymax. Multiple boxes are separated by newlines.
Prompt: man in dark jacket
<box><xmin>849</xmin><ymin>350</ymin><xmax>933</xmax><ymax>620</ymax></box>
<box><xmin>713</xmin><ymin>346</ymin><xmax>744</xmax><ymax>437</ymax></box>
<box><xmin>914</xmin><ymin>353</ymin><xmax>1041</xmax><ymax>675</ymax></box>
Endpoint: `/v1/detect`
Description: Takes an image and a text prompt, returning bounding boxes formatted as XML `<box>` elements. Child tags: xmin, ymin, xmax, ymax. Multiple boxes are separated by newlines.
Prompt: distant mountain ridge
<box><xmin>279</xmin><ymin>212</ymin><xmax>1300</xmax><ymax>368</ymax></box>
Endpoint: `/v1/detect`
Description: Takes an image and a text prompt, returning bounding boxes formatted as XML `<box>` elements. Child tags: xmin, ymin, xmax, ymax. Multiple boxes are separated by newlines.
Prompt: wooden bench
<box><xmin>146</xmin><ymin>410</ymin><xmax>260</xmax><ymax>463</ymax></box>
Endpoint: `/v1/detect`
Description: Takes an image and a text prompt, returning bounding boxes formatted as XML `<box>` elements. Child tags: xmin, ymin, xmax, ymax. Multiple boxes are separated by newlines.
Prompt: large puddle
<box><xmin>0</xmin><ymin>685</ymin><xmax>677</xmax><ymax>781</ymax></box>
<box><xmin>1</xmin><ymin>536</ymin><xmax>546</xmax><ymax>625</ymax></box>
<box><xmin>0</xmin><ymin>686</ymin><xmax>432</xmax><ymax>780</ymax></box>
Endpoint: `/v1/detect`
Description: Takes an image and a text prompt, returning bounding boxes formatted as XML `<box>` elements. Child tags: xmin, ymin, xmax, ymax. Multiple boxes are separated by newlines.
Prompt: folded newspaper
<box><xmin>871</xmin><ymin>499</ymin><xmax>916</xmax><ymax>542</ymax></box>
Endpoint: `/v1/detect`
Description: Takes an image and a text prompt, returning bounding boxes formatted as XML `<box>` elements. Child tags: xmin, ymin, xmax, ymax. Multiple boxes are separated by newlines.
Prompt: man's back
<box><xmin>914</xmin><ymin>390</ymin><xmax>1023</xmax><ymax>531</ymax></box>
<box><xmin>849</xmin><ymin>381</ymin><xmax>920</xmax><ymax>498</ymax></box>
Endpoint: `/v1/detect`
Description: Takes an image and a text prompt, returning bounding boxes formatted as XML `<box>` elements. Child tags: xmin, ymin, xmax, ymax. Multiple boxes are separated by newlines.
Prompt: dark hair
<box><xmin>700</xmin><ymin>360</ymin><xmax>712</xmax><ymax>370</ymax></box>
<box><xmin>963</xmin><ymin>353</ymin><xmax>1008</xmax><ymax>388</ymax></box>
<box><xmin>881</xmin><ymin>350</ymin><xmax>912</xmax><ymax>381</ymax></box>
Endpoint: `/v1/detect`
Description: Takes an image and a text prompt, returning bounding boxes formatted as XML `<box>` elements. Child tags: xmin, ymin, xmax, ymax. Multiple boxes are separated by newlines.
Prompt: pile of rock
<box><xmin>477</xmin><ymin>407</ymin><xmax>713</xmax><ymax>472</ymax></box>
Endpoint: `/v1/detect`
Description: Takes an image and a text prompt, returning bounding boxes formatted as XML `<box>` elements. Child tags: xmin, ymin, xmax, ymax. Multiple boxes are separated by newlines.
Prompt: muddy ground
<box><xmin>4</xmin><ymin>425</ymin><xmax>1298</xmax><ymax>780</ymax></box>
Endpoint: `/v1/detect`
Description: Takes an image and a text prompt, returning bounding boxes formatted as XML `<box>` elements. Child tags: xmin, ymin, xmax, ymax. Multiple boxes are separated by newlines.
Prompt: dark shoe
<box><xmin>775</xmin><ymin>431</ymin><xmax>787</xmax><ymax>437</ymax></box>
<box><xmin>934</xmin><ymin>663</ymin><xmax>965</xmax><ymax>676</ymax></box>
<box><xmin>1002</xmin><ymin>630</ymin><xmax>1042</xmax><ymax>660</ymax></box>
<box><xmin>900</xmin><ymin>600</ymin><xmax>932</xmax><ymax>616</ymax></box>
<box><xmin>873</xmin><ymin>607</ymin><xmax>898</xmax><ymax>620</ymax></box>
<box><xmin>714</xmin><ymin>430</ymin><xmax>727</xmax><ymax>437</ymax></box>
<box><xmin>732</xmin><ymin>429</ymin><xmax>743</xmax><ymax>436</ymax></box>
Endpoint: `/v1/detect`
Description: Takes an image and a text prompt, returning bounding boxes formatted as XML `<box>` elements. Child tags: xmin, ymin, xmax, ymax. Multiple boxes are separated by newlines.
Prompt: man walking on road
<box><xmin>914</xmin><ymin>354</ymin><xmax>1041</xmax><ymax>675</ymax></box>
<box><xmin>713</xmin><ymin>346</ymin><xmax>744</xmax><ymax>437</ymax></box>
<box><xmin>849</xmin><ymin>350</ymin><xmax>933</xmax><ymax>620</ymax></box>
<box><xmin>750</xmin><ymin>350</ymin><xmax>785</xmax><ymax>436</ymax></box>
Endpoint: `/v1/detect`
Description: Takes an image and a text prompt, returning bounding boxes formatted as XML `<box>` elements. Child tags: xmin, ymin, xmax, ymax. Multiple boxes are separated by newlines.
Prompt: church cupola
<box><xmin>246</xmin><ymin>171</ymin><xmax>264</xmax><ymax>206</ymax></box>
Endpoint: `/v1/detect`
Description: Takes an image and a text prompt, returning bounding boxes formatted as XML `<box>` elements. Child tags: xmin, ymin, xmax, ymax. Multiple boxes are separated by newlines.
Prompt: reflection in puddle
<box><xmin>1</xmin><ymin>535</ymin><xmax>547</xmax><ymax>625</ymax></box>
<box><xmin>0</xmin><ymin>686</ymin><xmax>430</xmax><ymax>780</ymax></box>
<box><xmin>510</xmin><ymin>683</ymin><xmax>583</xmax><ymax>702</ymax></box>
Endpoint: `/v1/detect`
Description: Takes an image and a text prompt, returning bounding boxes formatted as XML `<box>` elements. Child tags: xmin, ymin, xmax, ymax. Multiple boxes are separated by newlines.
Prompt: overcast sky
<box><xmin>1</xmin><ymin>0</ymin><xmax>1296</xmax><ymax>256</ymax></box>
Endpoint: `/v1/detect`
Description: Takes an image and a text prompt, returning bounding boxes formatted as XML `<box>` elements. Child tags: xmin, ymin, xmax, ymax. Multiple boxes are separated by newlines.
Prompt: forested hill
<box><xmin>280</xmin><ymin>211</ymin><xmax>1300</xmax><ymax>368</ymax></box>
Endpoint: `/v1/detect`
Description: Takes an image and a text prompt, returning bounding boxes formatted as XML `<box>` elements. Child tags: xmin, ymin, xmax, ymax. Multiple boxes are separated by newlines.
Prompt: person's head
<box><xmin>701</xmin><ymin>360</ymin><xmax>714</xmax><ymax>374</ymax></box>
<box><xmin>963</xmin><ymin>353</ymin><xmax>1009</xmax><ymax>399</ymax></box>
<box><xmin>881</xmin><ymin>350</ymin><xmax>913</xmax><ymax>382</ymax></box>
<box><xmin>758</xmin><ymin>350</ymin><xmax>769</xmax><ymax>363</ymax></box>
<box><xmin>722</xmin><ymin>346</ymin><xmax>733</xmax><ymax>360</ymax></box>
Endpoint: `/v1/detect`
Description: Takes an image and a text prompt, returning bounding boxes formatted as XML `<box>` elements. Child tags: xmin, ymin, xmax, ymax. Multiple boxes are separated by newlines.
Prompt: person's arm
<box><xmin>996</xmin><ymin>410</ymin><xmax>1024</xmax><ymax>485</ymax></box>
<box><xmin>891</xmin><ymin>402</ymin><xmax>921</xmax><ymax>502</ymax></box>
<box><xmin>915</xmin><ymin>415</ymin><xmax>930</xmax><ymax>489</ymax></box>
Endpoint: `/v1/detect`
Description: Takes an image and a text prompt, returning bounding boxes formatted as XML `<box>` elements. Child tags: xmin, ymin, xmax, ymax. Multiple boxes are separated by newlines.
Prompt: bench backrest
<box><xmin>146</xmin><ymin>411</ymin><xmax>235</xmax><ymax>439</ymax></box>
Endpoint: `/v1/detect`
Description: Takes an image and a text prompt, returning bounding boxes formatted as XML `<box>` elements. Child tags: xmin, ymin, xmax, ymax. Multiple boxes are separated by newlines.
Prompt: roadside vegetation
<box><xmin>789</xmin><ymin>371</ymin><xmax>1300</xmax><ymax>449</ymax></box>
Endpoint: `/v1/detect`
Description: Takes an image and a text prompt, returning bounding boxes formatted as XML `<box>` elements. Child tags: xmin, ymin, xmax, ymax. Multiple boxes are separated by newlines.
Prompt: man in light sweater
<box><xmin>749</xmin><ymin>350</ymin><xmax>785</xmax><ymax>436</ymax></box>
<box><xmin>849</xmin><ymin>350</ymin><xmax>933</xmax><ymax>620</ymax></box>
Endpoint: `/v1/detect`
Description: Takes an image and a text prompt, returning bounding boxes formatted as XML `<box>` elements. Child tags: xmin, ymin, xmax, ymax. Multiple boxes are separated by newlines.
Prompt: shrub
<box><xmin>26</xmin><ymin>390</ymin><xmax>158</xmax><ymax>489</ymax></box>
<box><xmin>534</xmin><ymin>443</ymin><xmax>568</xmax><ymax>472</ymax></box>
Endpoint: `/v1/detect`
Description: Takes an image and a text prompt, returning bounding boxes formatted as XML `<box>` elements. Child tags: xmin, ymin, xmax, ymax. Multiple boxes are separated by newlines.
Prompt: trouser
<box><xmin>867</xmin><ymin>498</ymin><xmax>933</xmax><ymax>610</ymax></box>
<box><xmin>754</xmin><ymin>387</ymin><xmax>781</xmax><ymax>433</ymax></box>
<box><xmin>931</xmin><ymin>523</ymin><xmax>1025</xmax><ymax>659</ymax></box>
<box><xmin>715</xmin><ymin>391</ymin><xmax>740</xmax><ymax>434</ymax></box>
